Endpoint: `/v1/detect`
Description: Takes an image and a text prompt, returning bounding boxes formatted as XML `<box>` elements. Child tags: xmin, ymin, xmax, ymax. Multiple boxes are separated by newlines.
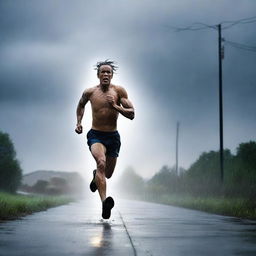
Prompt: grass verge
<box><xmin>0</xmin><ymin>192</ymin><xmax>74</xmax><ymax>220</ymax></box>
<box><xmin>146</xmin><ymin>194</ymin><xmax>256</xmax><ymax>220</ymax></box>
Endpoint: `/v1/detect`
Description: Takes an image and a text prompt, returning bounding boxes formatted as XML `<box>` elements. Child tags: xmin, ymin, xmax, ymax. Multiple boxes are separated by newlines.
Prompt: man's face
<box><xmin>98</xmin><ymin>65</ymin><xmax>113</xmax><ymax>86</ymax></box>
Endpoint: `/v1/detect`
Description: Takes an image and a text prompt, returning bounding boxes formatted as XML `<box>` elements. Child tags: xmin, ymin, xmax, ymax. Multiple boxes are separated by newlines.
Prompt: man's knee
<box><xmin>97</xmin><ymin>157</ymin><xmax>106</xmax><ymax>171</ymax></box>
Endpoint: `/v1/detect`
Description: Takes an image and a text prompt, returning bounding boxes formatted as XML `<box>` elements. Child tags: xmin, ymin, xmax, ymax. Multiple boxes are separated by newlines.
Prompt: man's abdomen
<box><xmin>92</xmin><ymin>109</ymin><xmax>119</xmax><ymax>132</ymax></box>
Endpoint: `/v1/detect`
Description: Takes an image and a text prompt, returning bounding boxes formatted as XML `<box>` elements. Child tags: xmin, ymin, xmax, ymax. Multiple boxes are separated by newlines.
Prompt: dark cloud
<box><xmin>0</xmin><ymin>0</ymin><xmax>255</xmax><ymax>176</ymax></box>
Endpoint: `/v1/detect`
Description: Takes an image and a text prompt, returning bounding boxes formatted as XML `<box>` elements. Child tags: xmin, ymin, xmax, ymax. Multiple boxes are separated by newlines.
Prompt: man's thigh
<box><xmin>90</xmin><ymin>143</ymin><xmax>106</xmax><ymax>161</ymax></box>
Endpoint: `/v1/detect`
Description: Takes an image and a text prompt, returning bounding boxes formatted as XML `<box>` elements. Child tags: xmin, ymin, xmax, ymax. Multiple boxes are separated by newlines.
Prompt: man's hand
<box><xmin>106</xmin><ymin>95</ymin><xmax>116</xmax><ymax>107</ymax></box>
<box><xmin>75</xmin><ymin>124</ymin><xmax>83</xmax><ymax>134</ymax></box>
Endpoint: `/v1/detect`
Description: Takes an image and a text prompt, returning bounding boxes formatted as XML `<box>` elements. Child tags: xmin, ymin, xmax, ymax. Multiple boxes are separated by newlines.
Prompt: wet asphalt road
<box><xmin>0</xmin><ymin>198</ymin><xmax>256</xmax><ymax>256</ymax></box>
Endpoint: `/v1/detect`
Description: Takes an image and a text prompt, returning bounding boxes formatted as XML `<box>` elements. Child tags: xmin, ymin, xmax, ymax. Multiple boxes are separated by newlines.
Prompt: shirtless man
<box><xmin>75</xmin><ymin>60</ymin><xmax>135</xmax><ymax>219</ymax></box>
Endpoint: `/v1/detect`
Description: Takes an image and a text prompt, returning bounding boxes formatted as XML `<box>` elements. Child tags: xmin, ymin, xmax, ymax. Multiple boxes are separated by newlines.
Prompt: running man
<box><xmin>75</xmin><ymin>60</ymin><xmax>135</xmax><ymax>219</ymax></box>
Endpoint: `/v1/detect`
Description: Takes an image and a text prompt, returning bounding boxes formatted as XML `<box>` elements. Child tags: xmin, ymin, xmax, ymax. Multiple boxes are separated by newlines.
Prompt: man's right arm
<box><xmin>75</xmin><ymin>90</ymin><xmax>90</xmax><ymax>134</ymax></box>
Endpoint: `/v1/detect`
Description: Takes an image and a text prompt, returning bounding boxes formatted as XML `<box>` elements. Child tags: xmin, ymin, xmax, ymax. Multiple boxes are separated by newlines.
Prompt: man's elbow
<box><xmin>129</xmin><ymin>112</ymin><xmax>135</xmax><ymax>120</ymax></box>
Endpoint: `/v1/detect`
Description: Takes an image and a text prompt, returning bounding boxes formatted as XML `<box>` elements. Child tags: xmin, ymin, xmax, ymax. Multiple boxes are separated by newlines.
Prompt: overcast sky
<box><xmin>0</xmin><ymin>0</ymin><xmax>255</xmax><ymax>180</ymax></box>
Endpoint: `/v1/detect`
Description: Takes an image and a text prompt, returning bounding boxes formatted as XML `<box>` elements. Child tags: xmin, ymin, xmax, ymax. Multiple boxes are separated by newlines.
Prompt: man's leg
<box><xmin>105</xmin><ymin>156</ymin><xmax>117</xmax><ymax>179</ymax></box>
<box><xmin>90</xmin><ymin>143</ymin><xmax>107</xmax><ymax>202</ymax></box>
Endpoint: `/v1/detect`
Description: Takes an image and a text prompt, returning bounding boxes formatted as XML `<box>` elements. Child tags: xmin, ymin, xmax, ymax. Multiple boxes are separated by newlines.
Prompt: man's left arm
<box><xmin>107</xmin><ymin>87</ymin><xmax>135</xmax><ymax>120</ymax></box>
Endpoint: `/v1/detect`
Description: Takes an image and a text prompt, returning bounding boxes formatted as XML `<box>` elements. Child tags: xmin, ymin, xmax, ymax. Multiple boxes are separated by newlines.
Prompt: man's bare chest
<box><xmin>90</xmin><ymin>88</ymin><xmax>119</xmax><ymax>108</ymax></box>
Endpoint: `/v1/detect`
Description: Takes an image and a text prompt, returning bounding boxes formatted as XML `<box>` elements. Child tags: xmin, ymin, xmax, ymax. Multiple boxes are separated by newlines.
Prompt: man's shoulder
<box><xmin>112</xmin><ymin>84</ymin><xmax>127</xmax><ymax>98</ymax></box>
<box><xmin>112</xmin><ymin>84</ymin><xmax>126</xmax><ymax>93</ymax></box>
<box><xmin>84</xmin><ymin>85</ymin><xmax>98</xmax><ymax>95</ymax></box>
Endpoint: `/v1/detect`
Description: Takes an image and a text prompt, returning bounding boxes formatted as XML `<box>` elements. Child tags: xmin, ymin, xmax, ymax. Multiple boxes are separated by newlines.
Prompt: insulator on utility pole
<box><xmin>221</xmin><ymin>45</ymin><xmax>224</xmax><ymax>59</ymax></box>
<box><xmin>221</xmin><ymin>37</ymin><xmax>225</xmax><ymax>60</ymax></box>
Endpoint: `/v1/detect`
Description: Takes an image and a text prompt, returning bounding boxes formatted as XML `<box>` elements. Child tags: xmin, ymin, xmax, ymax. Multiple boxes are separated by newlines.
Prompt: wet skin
<box><xmin>75</xmin><ymin>64</ymin><xmax>135</xmax><ymax>203</ymax></box>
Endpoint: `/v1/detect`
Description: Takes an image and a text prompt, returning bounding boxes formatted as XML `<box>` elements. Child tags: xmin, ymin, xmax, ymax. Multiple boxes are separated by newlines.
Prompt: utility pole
<box><xmin>175</xmin><ymin>122</ymin><xmax>180</xmax><ymax>175</ymax></box>
<box><xmin>218</xmin><ymin>24</ymin><xmax>224</xmax><ymax>183</ymax></box>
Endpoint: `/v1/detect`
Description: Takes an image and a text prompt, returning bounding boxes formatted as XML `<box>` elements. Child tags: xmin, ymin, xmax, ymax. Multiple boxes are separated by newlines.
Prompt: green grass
<box><xmin>0</xmin><ymin>192</ymin><xmax>74</xmax><ymax>220</ymax></box>
<box><xmin>146</xmin><ymin>194</ymin><xmax>256</xmax><ymax>220</ymax></box>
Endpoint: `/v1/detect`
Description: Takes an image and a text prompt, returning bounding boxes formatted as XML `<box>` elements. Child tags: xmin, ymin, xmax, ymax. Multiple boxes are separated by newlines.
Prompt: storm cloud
<box><xmin>0</xmin><ymin>0</ymin><xmax>255</xmax><ymax>178</ymax></box>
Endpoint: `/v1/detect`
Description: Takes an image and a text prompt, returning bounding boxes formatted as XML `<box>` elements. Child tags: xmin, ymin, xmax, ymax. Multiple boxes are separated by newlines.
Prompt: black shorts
<box><xmin>87</xmin><ymin>129</ymin><xmax>121</xmax><ymax>157</ymax></box>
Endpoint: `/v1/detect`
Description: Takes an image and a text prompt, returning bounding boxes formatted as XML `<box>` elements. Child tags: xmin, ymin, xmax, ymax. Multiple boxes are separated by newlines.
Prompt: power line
<box><xmin>221</xmin><ymin>15</ymin><xmax>256</xmax><ymax>29</ymax></box>
<box><xmin>225</xmin><ymin>40</ymin><xmax>256</xmax><ymax>52</ymax></box>
<box><xmin>165</xmin><ymin>15</ymin><xmax>256</xmax><ymax>32</ymax></box>
<box><xmin>165</xmin><ymin>15</ymin><xmax>256</xmax><ymax>53</ymax></box>
<box><xmin>220</xmin><ymin>15</ymin><xmax>256</xmax><ymax>24</ymax></box>
<box><xmin>164</xmin><ymin>23</ymin><xmax>216</xmax><ymax>32</ymax></box>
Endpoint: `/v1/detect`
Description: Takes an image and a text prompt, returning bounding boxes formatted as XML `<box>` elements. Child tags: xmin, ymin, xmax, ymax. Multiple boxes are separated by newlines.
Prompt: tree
<box><xmin>32</xmin><ymin>180</ymin><xmax>49</xmax><ymax>194</ymax></box>
<box><xmin>147</xmin><ymin>165</ymin><xmax>180</xmax><ymax>194</ymax></box>
<box><xmin>48</xmin><ymin>177</ymin><xmax>69</xmax><ymax>194</ymax></box>
<box><xmin>186</xmin><ymin>149</ymin><xmax>233</xmax><ymax>182</ymax></box>
<box><xmin>117</xmin><ymin>166</ymin><xmax>144</xmax><ymax>197</ymax></box>
<box><xmin>227</xmin><ymin>141</ymin><xmax>256</xmax><ymax>196</ymax></box>
<box><xmin>0</xmin><ymin>131</ymin><xmax>22</xmax><ymax>193</ymax></box>
<box><xmin>184</xmin><ymin>149</ymin><xmax>233</xmax><ymax>196</ymax></box>
<box><xmin>236</xmin><ymin>141</ymin><xmax>256</xmax><ymax>172</ymax></box>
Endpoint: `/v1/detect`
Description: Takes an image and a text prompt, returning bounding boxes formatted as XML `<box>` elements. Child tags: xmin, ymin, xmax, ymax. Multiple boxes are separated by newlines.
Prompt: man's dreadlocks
<box><xmin>94</xmin><ymin>59</ymin><xmax>118</xmax><ymax>75</ymax></box>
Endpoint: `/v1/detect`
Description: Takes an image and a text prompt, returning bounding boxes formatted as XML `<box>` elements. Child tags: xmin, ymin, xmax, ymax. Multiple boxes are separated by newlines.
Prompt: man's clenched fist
<box><xmin>75</xmin><ymin>124</ymin><xmax>83</xmax><ymax>134</ymax></box>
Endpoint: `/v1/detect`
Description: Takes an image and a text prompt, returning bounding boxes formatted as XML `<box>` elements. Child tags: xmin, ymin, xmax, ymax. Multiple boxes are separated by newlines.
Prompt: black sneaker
<box><xmin>102</xmin><ymin>197</ymin><xmax>115</xmax><ymax>219</ymax></box>
<box><xmin>89</xmin><ymin>169</ymin><xmax>97</xmax><ymax>192</ymax></box>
